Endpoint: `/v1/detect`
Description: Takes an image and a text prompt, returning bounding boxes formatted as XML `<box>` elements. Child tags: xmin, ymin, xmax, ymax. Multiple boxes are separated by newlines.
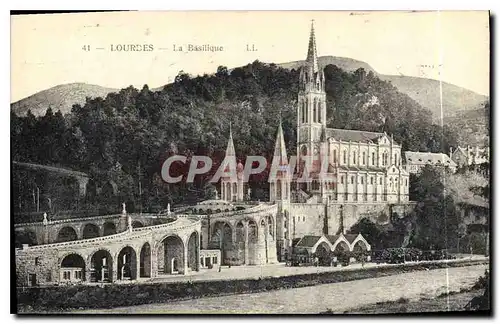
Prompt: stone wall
<box><xmin>15</xmin><ymin>217</ymin><xmax>201</xmax><ymax>287</ymax></box>
<box><xmin>288</xmin><ymin>204</ymin><xmax>325</xmax><ymax>237</ymax></box>
<box><xmin>16</xmin><ymin>258</ymin><xmax>488</xmax><ymax>312</ymax></box>
<box><xmin>288</xmin><ymin>202</ymin><xmax>416</xmax><ymax>240</ymax></box>
<box><xmin>15</xmin><ymin>249</ymin><xmax>60</xmax><ymax>287</ymax></box>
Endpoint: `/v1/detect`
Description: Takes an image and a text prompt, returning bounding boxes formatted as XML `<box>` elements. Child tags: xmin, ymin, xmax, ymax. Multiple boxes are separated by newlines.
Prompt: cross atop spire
<box><xmin>306</xmin><ymin>19</ymin><xmax>319</xmax><ymax>74</ymax></box>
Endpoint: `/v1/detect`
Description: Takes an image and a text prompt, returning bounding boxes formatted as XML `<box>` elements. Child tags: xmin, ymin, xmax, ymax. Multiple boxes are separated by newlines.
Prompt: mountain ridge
<box><xmin>11</xmin><ymin>56</ymin><xmax>488</xmax><ymax>121</ymax></box>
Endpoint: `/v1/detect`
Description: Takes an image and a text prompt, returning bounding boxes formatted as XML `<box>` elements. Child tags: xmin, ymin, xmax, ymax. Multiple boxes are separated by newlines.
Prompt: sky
<box><xmin>10</xmin><ymin>11</ymin><xmax>490</xmax><ymax>102</ymax></box>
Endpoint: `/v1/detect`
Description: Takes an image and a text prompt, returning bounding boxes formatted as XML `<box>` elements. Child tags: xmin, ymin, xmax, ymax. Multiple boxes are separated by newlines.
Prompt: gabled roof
<box><xmin>337</xmin><ymin>165</ymin><xmax>386</xmax><ymax>173</ymax></box>
<box><xmin>291</xmin><ymin>237</ymin><xmax>302</xmax><ymax>248</ymax></box>
<box><xmin>295</xmin><ymin>235</ymin><xmax>322</xmax><ymax>248</ymax></box>
<box><xmin>326</xmin><ymin>128</ymin><xmax>386</xmax><ymax>144</ymax></box>
<box><xmin>404</xmin><ymin>151</ymin><xmax>456</xmax><ymax>167</ymax></box>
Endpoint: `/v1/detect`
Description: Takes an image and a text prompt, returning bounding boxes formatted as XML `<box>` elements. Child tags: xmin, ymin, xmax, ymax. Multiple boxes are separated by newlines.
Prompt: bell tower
<box><xmin>297</xmin><ymin>21</ymin><xmax>327</xmax><ymax>188</ymax></box>
<box><xmin>220</xmin><ymin>124</ymin><xmax>244</xmax><ymax>202</ymax></box>
<box><xmin>269</xmin><ymin>120</ymin><xmax>291</xmax><ymax>262</ymax></box>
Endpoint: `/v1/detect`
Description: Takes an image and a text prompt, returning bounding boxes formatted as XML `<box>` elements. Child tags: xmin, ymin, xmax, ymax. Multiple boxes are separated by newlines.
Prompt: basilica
<box><xmin>216</xmin><ymin>23</ymin><xmax>412</xmax><ymax>261</ymax></box>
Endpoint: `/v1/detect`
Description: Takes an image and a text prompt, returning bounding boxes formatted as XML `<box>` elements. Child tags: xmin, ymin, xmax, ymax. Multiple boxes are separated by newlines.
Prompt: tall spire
<box><xmin>306</xmin><ymin>19</ymin><xmax>319</xmax><ymax>74</ymax></box>
<box><xmin>274</xmin><ymin>120</ymin><xmax>288</xmax><ymax>164</ymax></box>
<box><xmin>225</xmin><ymin>122</ymin><xmax>236</xmax><ymax>157</ymax></box>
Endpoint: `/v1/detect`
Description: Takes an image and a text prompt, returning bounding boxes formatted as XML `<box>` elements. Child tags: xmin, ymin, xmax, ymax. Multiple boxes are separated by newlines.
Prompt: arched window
<box><xmin>299</xmin><ymin>100</ymin><xmax>304</xmax><ymax>123</ymax></box>
<box><xmin>351</xmin><ymin>176</ymin><xmax>354</xmax><ymax>184</ymax></box>
<box><xmin>333</xmin><ymin>150</ymin><xmax>337</xmax><ymax>164</ymax></box>
<box><xmin>362</xmin><ymin>152</ymin><xmax>366</xmax><ymax>165</ymax></box>
<box><xmin>313</xmin><ymin>99</ymin><xmax>317</xmax><ymax>123</ymax></box>
<box><xmin>370</xmin><ymin>176</ymin><xmax>374</xmax><ymax>185</ymax></box>
<box><xmin>341</xmin><ymin>176</ymin><xmax>344</xmax><ymax>184</ymax></box>
<box><xmin>372</xmin><ymin>152</ymin><xmax>376</xmax><ymax>165</ymax></box>
<box><xmin>304</xmin><ymin>98</ymin><xmax>308</xmax><ymax>123</ymax></box>
<box><xmin>353</xmin><ymin>151</ymin><xmax>357</xmax><ymax>165</ymax></box>
<box><xmin>361</xmin><ymin>176</ymin><xmax>364</xmax><ymax>185</ymax></box>
<box><xmin>379</xmin><ymin>178</ymin><xmax>382</xmax><ymax>185</ymax></box>
<box><xmin>395</xmin><ymin>153</ymin><xmax>398</xmax><ymax>165</ymax></box>
<box><xmin>382</xmin><ymin>152</ymin><xmax>388</xmax><ymax>166</ymax></box>
<box><xmin>343</xmin><ymin>150</ymin><xmax>347</xmax><ymax>164</ymax></box>
<box><xmin>318</xmin><ymin>101</ymin><xmax>322</xmax><ymax>123</ymax></box>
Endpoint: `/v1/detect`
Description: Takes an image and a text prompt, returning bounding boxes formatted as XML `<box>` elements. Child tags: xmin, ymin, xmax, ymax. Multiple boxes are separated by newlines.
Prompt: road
<box><xmin>75</xmin><ymin>263</ymin><xmax>488</xmax><ymax>314</ymax></box>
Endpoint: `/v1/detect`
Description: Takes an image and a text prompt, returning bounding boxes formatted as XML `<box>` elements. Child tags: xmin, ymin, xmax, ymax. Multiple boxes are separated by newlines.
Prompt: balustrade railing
<box><xmin>17</xmin><ymin>216</ymin><xmax>201</xmax><ymax>251</ymax></box>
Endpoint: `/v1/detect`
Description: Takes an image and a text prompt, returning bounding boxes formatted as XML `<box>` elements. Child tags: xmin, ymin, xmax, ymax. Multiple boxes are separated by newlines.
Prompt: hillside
<box><xmin>278</xmin><ymin>56</ymin><xmax>488</xmax><ymax>121</ymax></box>
<box><xmin>379</xmin><ymin>75</ymin><xmax>488</xmax><ymax>120</ymax></box>
<box><xmin>11</xmin><ymin>60</ymin><xmax>461</xmax><ymax>210</ymax></box>
<box><xmin>11</xmin><ymin>83</ymin><xmax>119</xmax><ymax>116</ymax></box>
<box><xmin>444</xmin><ymin>107</ymin><xmax>489</xmax><ymax>146</ymax></box>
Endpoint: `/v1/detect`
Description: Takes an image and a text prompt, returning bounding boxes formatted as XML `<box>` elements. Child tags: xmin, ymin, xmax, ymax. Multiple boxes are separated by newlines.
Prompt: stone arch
<box><xmin>89</xmin><ymin>249</ymin><xmax>113</xmax><ymax>282</ymax></box>
<box><xmin>351</xmin><ymin>235</ymin><xmax>371</xmax><ymax>252</ymax></box>
<box><xmin>248</xmin><ymin>219</ymin><xmax>258</xmax><ymax>243</ymax></box>
<box><xmin>117</xmin><ymin>246</ymin><xmax>137</xmax><ymax>280</ymax></box>
<box><xmin>301</xmin><ymin>145</ymin><xmax>308</xmax><ymax>156</ymax></box>
<box><xmin>57</xmin><ymin>226</ymin><xmax>78</xmax><ymax>243</ymax></box>
<box><xmin>260</xmin><ymin>218</ymin><xmax>267</xmax><ymax>236</ymax></box>
<box><xmin>314</xmin><ymin>242</ymin><xmax>331</xmax><ymax>266</ymax></box>
<box><xmin>82</xmin><ymin>223</ymin><xmax>100</xmax><ymax>239</ymax></box>
<box><xmin>157</xmin><ymin>235</ymin><xmax>185</xmax><ymax>274</ymax></box>
<box><xmin>132</xmin><ymin>220</ymin><xmax>144</xmax><ymax>228</ymax></box>
<box><xmin>140</xmin><ymin>242</ymin><xmax>152</xmax><ymax>278</ymax></box>
<box><xmin>15</xmin><ymin>230</ymin><xmax>37</xmax><ymax>248</ymax></box>
<box><xmin>187</xmin><ymin>231</ymin><xmax>199</xmax><ymax>271</ymax></box>
<box><xmin>102</xmin><ymin>180</ymin><xmax>118</xmax><ymax>196</ymax></box>
<box><xmin>267</xmin><ymin>215</ymin><xmax>274</xmax><ymax>239</ymax></box>
<box><xmin>103</xmin><ymin>222</ymin><xmax>117</xmax><ymax>236</ymax></box>
<box><xmin>332</xmin><ymin>236</ymin><xmax>351</xmax><ymax>254</ymax></box>
<box><xmin>235</xmin><ymin>221</ymin><xmax>245</xmax><ymax>242</ymax></box>
<box><xmin>60</xmin><ymin>253</ymin><xmax>86</xmax><ymax>282</ymax></box>
<box><xmin>225</xmin><ymin>182</ymin><xmax>230</xmax><ymax>201</ymax></box>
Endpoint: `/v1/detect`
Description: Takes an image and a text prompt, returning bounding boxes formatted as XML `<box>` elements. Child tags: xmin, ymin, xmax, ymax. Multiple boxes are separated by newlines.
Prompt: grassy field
<box><xmin>341</xmin><ymin>289</ymin><xmax>487</xmax><ymax>314</ymax></box>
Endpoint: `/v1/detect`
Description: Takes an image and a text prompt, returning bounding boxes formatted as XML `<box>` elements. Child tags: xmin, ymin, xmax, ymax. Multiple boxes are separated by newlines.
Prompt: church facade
<box><xmin>218</xmin><ymin>23</ymin><xmax>413</xmax><ymax>262</ymax></box>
